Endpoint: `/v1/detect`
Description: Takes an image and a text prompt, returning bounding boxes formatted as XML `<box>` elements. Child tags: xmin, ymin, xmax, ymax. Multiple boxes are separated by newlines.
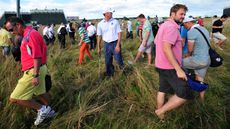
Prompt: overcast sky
<box><xmin>0</xmin><ymin>0</ymin><xmax>229</xmax><ymax>19</ymax></box>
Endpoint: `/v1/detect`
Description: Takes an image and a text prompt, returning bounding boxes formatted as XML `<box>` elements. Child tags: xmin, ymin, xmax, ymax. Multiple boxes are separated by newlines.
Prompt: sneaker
<box><xmin>128</xmin><ymin>60</ymin><xmax>134</xmax><ymax>65</ymax></box>
<box><xmin>47</xmin><ymin>110</ymin><xmax>56</xmax><ymax>118</ymax></box>
<box><xmin>34</xmin><ymin>106</ymin><xmax>51</xmax><ymax>126</ymax></box>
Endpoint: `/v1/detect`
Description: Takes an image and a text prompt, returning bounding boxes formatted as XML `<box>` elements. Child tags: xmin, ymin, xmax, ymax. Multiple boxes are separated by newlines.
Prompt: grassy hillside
<box><xmin>0</xmin><ymin>18</ymin><xmax>230</xmax><ymax>129</ymax></box>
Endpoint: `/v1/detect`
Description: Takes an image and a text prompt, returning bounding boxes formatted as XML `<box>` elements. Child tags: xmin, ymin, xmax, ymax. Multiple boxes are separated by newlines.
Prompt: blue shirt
<box><xmin>180</xmin><ymin>26</ymin><xmax>188</xmax><ymax>55</ymax></box>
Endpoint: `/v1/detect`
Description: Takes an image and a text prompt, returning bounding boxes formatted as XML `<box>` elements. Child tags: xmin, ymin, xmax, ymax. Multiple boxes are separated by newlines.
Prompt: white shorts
<box><xmin>213</xmin><ymin>32</ymin><xmax>227</xmax><ymax>43</ymax></box>
<box><xmin>138</xmin><ymin>41</ymin><xmax>152</xmax><ymax>54</ymax></box>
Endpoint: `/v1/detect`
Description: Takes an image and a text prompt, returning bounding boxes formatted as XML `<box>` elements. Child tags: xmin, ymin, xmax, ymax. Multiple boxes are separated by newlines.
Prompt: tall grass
<box><xmin>0</xmin><ymin>19</ymin><xmax>229</xmax><ymax>129</ymax></box>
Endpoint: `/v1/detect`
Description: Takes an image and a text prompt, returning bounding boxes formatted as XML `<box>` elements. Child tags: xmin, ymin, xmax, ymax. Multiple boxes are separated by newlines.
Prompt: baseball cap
<box><xmin>103</xmin><ymin>8</ymin><xmax>115</xmax><ymax>14</ymax></box>
<box><xmin>187</xmin><ymin>77</ymin><xmax>208</xmax><ymax>92</ymax></box>
<box><xmin>183</xmin><ymin>17</ymin><xmax>196</xmax><ymax>23</ymax></box>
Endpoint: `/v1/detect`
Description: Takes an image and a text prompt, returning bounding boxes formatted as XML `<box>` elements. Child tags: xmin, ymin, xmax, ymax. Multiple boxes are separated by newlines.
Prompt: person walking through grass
<box><xmin>97</xmin><ymin>7</ymin><xmax>124</xmax><ymax>76</ymax></box>
<box><xmin>154</xmin><ymin>4</ymin><xmax>194</xmax><ymax>119</ymax></box>
<box><xmin>212</xmin><ymin>14</ymin><xmax>228</xmax><ymax>50</ymax></box>
<box><xmin>0</xmin><ymin>23</ymin><xmax>13</xmax><ymax>56</ymax></box>
<box><xmin>87</xmin><ymin>22</ymin><xmax>97</xmax><ymax>50</ymax></box>
<box><xmin>128</xmin><ymin>14</ymin><xmax>154</xmax><ymax>65</ymax></box>
<box><xmin>5</xmin><ymin>16</ymin><xmax>55</xmax><ymax>126</ymax></box>
<box><xmin>77</xmin><ymin>24</ymin><xmax>91</xmax><ymax>65</ymax></box>
<box><xmin>182</xmin><ymin>17</ymin><xmax>210</xmax><ymax>101</ymax></box>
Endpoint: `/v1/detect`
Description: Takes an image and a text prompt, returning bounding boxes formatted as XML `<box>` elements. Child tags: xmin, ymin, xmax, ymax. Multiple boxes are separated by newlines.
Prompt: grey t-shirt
<box><xmin>187</xmin><ymin>25</ymin><xmax>210</xmax><ymax>64</ymax></box>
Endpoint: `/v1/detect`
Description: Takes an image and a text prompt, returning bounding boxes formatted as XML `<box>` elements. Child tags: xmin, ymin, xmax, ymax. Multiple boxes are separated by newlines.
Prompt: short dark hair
<box><xmin>137</xmin><ymin>14</ymin><xmax>145</xmax><ymax>19</ymax></box>
<box><xmin>6</xmin><ymin>16</ymin><xmax>25</xmax><ymax>26</ymax></box>
<box><xmin>221</xmin><ymin>14</ymin><xmax>228</xmax><ymax>19</ymax></box>
<box><xmin>170</xmin><ymin>4</ymin><xmax>188</xmax><ymax>16</ymax></box>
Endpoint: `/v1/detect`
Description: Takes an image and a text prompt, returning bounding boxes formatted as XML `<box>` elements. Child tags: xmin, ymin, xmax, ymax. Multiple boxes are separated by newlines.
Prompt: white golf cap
<box><xmin>183</xmin><ymin>17</ymin><xmax>196</xmax><ymax>23</ymax></box>
<box><xmin>103</xmin><ymin>7</ymin><xmax>115</xmax><ymax>14</ymax></box>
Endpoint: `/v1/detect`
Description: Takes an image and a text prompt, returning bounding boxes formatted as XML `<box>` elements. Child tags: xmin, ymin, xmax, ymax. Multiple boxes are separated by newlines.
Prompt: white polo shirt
<box><xmin>97</xmin><ymin>18</ymin><xmax>121</xmax><ymax>43</ymax></box>
<box><xmin>87</xmin><ymin>25</ymin><xmax>96</xmax><ymax>37</ymax></box>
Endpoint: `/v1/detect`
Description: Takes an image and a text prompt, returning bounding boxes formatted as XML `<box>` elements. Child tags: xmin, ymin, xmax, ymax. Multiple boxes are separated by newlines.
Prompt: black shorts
<box><xmin>157</xmin><ymin>68</ymin><xmax>194</xmax><ymax>100</ymax></box>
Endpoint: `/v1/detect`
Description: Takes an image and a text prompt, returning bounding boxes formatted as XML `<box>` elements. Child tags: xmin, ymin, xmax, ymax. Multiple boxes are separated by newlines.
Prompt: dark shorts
<box><xmin>157</xmin><ymin>68</ymin><xmax>194</xmax><ymax>100</ymax></box>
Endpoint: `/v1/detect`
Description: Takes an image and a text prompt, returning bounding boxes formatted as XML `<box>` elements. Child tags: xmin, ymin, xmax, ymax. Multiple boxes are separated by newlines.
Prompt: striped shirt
<box><xmin>78</xmin><ymin>27</ymin><xmax>90</xmax><ymax>43</ymax></box>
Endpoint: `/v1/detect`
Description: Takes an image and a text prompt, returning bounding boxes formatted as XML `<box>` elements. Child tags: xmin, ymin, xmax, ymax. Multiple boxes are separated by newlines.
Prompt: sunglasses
<box><xmin>8</xmin><ymin>28</ymin><xmax>14</xmax><ymax>32</ymax></box>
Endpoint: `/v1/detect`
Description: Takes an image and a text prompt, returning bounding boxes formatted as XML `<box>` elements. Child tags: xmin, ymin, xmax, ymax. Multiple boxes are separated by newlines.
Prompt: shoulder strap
<box><xmin>23</xmin><ymin>28</ymin><xmax>33</xmax><ymax>42</ymax></box>
<box><xmin>23</xmin><ymin>28</ymin><xmax>34</xmax><ymax>56</ymax></box>
<box><xmin>194</xmin><ymin>27</ymin><xmax>211</xmax><ymax>48</ymax></box>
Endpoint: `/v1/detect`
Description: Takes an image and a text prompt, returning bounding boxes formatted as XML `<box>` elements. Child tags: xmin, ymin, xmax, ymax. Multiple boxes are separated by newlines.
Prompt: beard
<box><xmin>174</xmin><ymin>19</ymin><xmax>183</xmax><ymax>25</ymax></box>
<box><xmin>174</xmin><ymin>19</ymin><xmax>184</xmax><ymax>25</ymax></box>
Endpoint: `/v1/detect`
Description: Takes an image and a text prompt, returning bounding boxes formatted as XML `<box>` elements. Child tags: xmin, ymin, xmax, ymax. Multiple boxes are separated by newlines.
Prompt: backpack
<box><xmin>60</xmin><ymin>27</ymin><xmax>67</xmax><ymax>35</ymax></box>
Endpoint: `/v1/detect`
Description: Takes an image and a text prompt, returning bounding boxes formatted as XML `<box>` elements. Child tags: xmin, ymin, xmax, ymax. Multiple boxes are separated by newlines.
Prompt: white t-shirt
<box><xmin>43</xmin><ymin>26</ymin><xmax>49</xmax><ymax>36</ymax></box>
<box><xmin>127</xmin><ymin>20</ymin><xmax>132</xmax><ymax>32</ymax></box>
<box><xmin>87</xmin><ymin>25</ymin><xmax>96</xmax><ymax>37</ymax></box>
<box><xmin>48</xmin><ymin>25</ymin><xmax>54</xmax><ymax>38</ymax></box>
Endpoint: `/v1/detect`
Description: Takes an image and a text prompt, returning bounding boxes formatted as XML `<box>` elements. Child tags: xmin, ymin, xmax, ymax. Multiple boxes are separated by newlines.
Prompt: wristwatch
<box><xmin>32</xmin><ymin>74</ymin><xmax>39</xmax><ymax>78</ymax></box>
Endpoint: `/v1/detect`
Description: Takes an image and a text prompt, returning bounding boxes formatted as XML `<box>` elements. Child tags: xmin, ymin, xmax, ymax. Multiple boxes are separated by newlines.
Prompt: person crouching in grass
<box><xmin>77</xmin><ymin>23</ymin><xmax>91</xmax><ymax>65</ymax></box>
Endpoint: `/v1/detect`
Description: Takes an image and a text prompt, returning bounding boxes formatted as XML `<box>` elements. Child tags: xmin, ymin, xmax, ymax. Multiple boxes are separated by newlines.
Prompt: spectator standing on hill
<box><xmin>57</xmin><ymin>23</ymin><xmax>67</xmax><ymax>49</ymax></box>
<box><xmin>154</xmin><ymin>4</ymin><xmax>194</xmax><ymax>119</ymax></box>
<box><xmin>0</xmin><ymin>23</ymin><xmax>13</xmax><ymax>56</ymax></box>
<box><xmin>97</xmin><ymin>7</ymin><xmax>124</xmax><ymax>76</ymax></box>
<box><xmin>135</xmin><ymin>20</ymin><xmax>140</xmax><ymax>37</ymax></box>
<box><xmin>197</xmin><ymin>16</ymin><xmax>204</xmax><ymax>26</ymax></box>
<box><xmin>48</xmin><ymin>24</ymin><xmax>55</xmax><ymax>45</ymax></box>
<box><xmin>128</xmin><ymin>14</ymin><xmax>154</xmax><ymax>65</ymax></box>
<box><xmin>77</xmin><ymin>25</ymin><xmax>91</xmax><ymax>64</ymax></box>
<box><xmin>212</xmin><ymin>14</ymin><xmax>228</xmax><ymax>50</ymax></box>
<box><xmin>42</xmin><ymin>24</ymin><xmax>50</xmax><ymax>45</ymax></box>
<box><xmin>66</xmin><ymin>22</ymin><xmax>76</xmax><ymax>45</ymax></box>
<box><xmin>182</xmin><ymin>17</ymin><xmax>210</xmax><ymax>101</ymax></box>
<box><xmin>5</xmin><ymin>16</ymin><xmax>55</xmax><ymax>126</ymax></box>
<box><xmin>126</xmin><ymin>19</ymin><xmax>133</xmax><ymax>39</ymax></box>
<box><xmin>87</xmin><ymin>22</ymin><xmax>97</xmax><ymax>50</ymax></box>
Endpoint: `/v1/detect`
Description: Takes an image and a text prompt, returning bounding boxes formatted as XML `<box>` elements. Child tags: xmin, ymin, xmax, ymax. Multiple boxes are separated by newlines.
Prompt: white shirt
<box><xmin>48</xmin><ymin>25</ymin><xmax>54</xmax><ymax>38</ymax></box>
<box><xmin>43</xmin><ymin>26</ymin><xmax>49</xmax><ymax>36</ymax></box>
<box><xmin>87</xmin><ymin>25</ymin><xmax>96</xmax><ymax>37</ymax></box>
<box><xmin>97</xmin><ymin>18</ymin><xmax>121</xmax><ymax>43</ymax></box>
<box><xmin>66</xmin><ymin>23</ymin><xmax>73</xmax><ymax>32</ymax></box>
<box><xmin>127</xmin><ymin>20</ymin><xmax>132</xmax><ymax>32</ymax></box>
<box><xmin>57</xmin><ymin>25</ymin><xmax>65</xmax><ymax>34</ymax></box>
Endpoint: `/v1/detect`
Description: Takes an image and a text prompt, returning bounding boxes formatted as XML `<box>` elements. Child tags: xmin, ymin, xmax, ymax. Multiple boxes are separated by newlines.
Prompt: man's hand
<box><xmin>32</xmin><ymin>77</ymin><xmax>39</xmax><ymax>86</ymax></box>
<box><xmin>176</xmin><ymin>68</ymin><xmax>187</xmax><ymax>81</ymax></box>
<box><xmin>98</xmin><ymin>48</ymin><xmax>101</xmax><ymax>56</ymax></box>
<box><xmin>115</xmin><ymin>45</ymin><xmax>121</xmax><ymax>53</ymax></box>
<box><xmin>78</xmin><ymin>43</ymin><xmax>82</xmax><ymax>47</ymax></box>
<box><xmin>142</xmin><ymin>40</ymin><xmax>147</xmax><ymax>47</ymax></box>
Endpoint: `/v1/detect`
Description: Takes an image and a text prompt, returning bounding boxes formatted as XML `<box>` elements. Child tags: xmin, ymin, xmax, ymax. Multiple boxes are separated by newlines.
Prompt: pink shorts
<box><xmin>138</xmin><ymin>41</ymin><xmax>153</xmax><ymax>54</ymax></box>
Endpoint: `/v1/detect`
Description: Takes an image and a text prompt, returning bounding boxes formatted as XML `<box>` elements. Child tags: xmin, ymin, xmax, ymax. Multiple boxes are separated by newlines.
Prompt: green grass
<box><xmin>0</xmin><ymin>19</ymin><xmax>230</xmax><ymax>129</ymax></box>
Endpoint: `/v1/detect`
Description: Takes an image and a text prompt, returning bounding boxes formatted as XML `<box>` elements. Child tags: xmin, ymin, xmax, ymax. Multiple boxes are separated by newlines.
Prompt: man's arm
<box><xmin>32</xmin><ymin>58</ymin><xmax>42</xmax><ymax>86</ymax></box>
<box><xmin>79</xmin><ymin>33</ymin><xmax>84</xmax><ymax>46</ymax></box>
<box><xmin>143</xmin><ymin>30</ymin><xmax>150</xmax><ymax>46</ymax></box>
<box><xmin>187</xmin><ymin>40</ymin><xmax>194</xmax><ymax>56</ymax></box>
<box><xmin>115</xmin><ymin>32</ymin><xmax>121</xmax><ymax>53</ymax></box>
<box><xmin>212</xmin><ymin>25</ymin><xmax>223</xmax><ymax>29</ymax></box>
<box><xmin>163</xmin><ymin>42</ymin><xmax>187</xmax><ymax>80</ymax></box>
<box><xmin>97</xmin><ymin>35</ymin><xmax>102</xmax><ymax>56</ymax></box>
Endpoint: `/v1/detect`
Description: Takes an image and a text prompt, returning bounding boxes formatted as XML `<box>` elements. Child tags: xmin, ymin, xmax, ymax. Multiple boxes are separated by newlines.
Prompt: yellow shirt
<box><xmin>0</xmin><ymin>28</ymin><xmax>12</xmax><ymax>46</ymax></box>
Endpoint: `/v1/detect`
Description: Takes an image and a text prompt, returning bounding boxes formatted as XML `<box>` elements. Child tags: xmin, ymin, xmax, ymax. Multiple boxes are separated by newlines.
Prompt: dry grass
<box><xmin>0</xmin><ymin>18</ymin><xmax>230</xmax><ymax>129</ymax></box>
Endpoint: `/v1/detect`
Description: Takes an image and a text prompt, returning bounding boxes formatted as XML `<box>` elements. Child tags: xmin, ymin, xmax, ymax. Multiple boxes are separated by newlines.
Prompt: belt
<box><xmin>25</xmin><ymin>64</ymin><xmax>46</xmax><ymax>71</ymax></box>
<box><xmin>104</xmin><ymin>40</ymin><xmax>117</xmax><ymax>44</ymax></box>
